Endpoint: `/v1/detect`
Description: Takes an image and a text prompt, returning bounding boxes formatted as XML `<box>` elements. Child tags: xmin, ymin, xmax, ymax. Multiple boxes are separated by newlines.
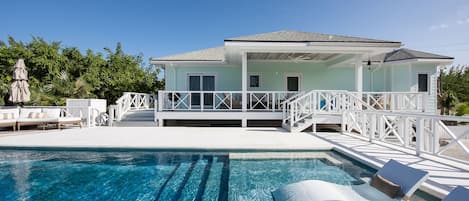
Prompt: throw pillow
<box><xmin>370</xmin><ymin>174</ymin><xmax>402</xmax><ymax>198</ymax></box>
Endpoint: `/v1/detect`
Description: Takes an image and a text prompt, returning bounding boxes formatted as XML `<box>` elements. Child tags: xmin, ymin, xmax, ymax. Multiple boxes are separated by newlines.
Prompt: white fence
<box><xmin>342</xmin><ymin>110</ymin><xmax>469</xmax><ymax>162</ymax></box>
<box><xmin>110</xmin><ymin>92</ymin><xmax>156</xmax><ymax>121</ymax></box>
<box><xmin>157</xmin><ymin>91</ymin><xmax>297</xmax><ymax>112</ymax></box>
<box><xmin>361</xmin><ymin>92</ymin><xmax>428</xmax><ymax>112</ymax></box>
<box><xmin>282</xmin><ymin>91</ymin><xmax>429</xmax><ymax>130</ymax></box>
<box><xmin>282</xmin><ymin>90</ymin><xmax>369</xmax><ymax>128</ymax></box>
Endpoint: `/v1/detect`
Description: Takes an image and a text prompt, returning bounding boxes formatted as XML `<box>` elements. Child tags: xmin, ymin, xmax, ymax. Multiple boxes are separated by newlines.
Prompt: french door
<box><xmin>188</xmin><ymin>74</ymin><xmax>215</xmax><ymax>108</ymax></box>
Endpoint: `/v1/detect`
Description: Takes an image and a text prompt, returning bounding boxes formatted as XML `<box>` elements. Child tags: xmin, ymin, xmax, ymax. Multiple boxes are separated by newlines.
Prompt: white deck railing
<box><xmin>361</xmin><ymin>92</ymin><xmax>428</xmax><ymax>112</ymax></box>
<box><xmin>157</xmin><ymin>91</ymin><xmax>298</xmax><ymax>112</ymax></box>
<box><xmin>111</xmin><ymin>92</ymin><xmax>156</xmax><ymax>121</ymax></box>
<box><xmin>342</xmin><ymin>110</ymin><xmax>469</xmax><ymax>163</ymax></box>
<box><xmin>282</xmin><ymin>90</ymin><xmax>368</xmax><ymax>128</ymax></box>
<box><xmin>282</xmin><ymin>91</ymin><xmax>429</xmax><ymax>129</ymax></box>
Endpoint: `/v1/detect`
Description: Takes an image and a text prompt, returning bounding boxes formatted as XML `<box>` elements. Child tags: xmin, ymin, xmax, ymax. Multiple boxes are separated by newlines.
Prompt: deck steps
<box><xmin>283</xmin><ymin>114</ymin><xmax>342</xmax><ymax>132</ymax></box>
<box><xmin>114</xmin><ymin>109</ymin><xmax>155</xmax><ymax>127</ymax></box>
<box><xmin>153</xmin><ymin>155</ymin><xmax>228</xmax><ymax>201</ymax></box>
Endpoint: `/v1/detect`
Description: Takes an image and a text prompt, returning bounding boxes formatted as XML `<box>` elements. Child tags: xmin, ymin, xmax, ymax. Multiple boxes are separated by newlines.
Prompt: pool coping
<box><xmin>0</xmin><ymin>145</ymin><xmax>332</xmax><ymax>153</ymax></box>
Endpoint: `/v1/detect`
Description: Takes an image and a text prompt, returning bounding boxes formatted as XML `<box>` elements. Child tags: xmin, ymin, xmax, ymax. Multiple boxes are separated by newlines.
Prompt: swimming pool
<box><xmin>0</xmin><ymin>150</ymin><xmax>437</xmax><ymax>201</ymax></box>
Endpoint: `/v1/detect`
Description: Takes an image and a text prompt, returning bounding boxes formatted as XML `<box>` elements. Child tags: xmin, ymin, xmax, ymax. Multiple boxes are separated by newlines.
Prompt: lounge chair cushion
<box><xmin>0</xmin><ymin>108</ymin><xmax>19</xmax><ymax>119</ymax></box>
<box><xmin>443</xmin><ymin>186</ymin><xmax>469</xmax><ymax>201</ymax></box>
<box><xmin>0</xmin><ymin>119</ymin><xmax>17</xmax><ymax>124</ymax></box>
<box><xmin>1</xmin><ymin>113</ymin><xmax>15</xmax><ymax>120</ymax></box>
<box><xmin>42</xmin><ymin>108</ymin><xmax>61</xmax><ymax>118</ymax></box>
<box><xmin>370</xmin><ymin>174</ymin><xmax>401</xmax><ymax>198</ymax></box>
<box><xmin>45</xmin><ymin>117</ymin><xmax>81</xmax><ymax>123</ymax></box>
<box><xmin>376</xmin><ymin>159</ymin><xmax>429</xmax><ymax>198</ymax></box>
<box><xmin>17</xmin><ymin>117</ymin><xmax>53</xmax><ymax>123</ymax></box>
<box><xmin>19</xmin><ymin>108</ymin><xmax>41</xmax><ymax>118</ymax></box>
<box><xmin>57</xmin><ymin>117</ymin><xmax>81</xmax><ymax>123</ymax></box>
<box><xmin>28</xmin><ymin>112</ymin><xmax>47</xmax><ymax>119</ymax></box>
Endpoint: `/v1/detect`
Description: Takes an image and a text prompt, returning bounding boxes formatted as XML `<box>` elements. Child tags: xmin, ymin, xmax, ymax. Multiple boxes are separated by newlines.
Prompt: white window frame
<box><xmin>285</xmin><ymin>73</ymin><xmax>303</xmax><ymax>91</ymax></box>
<box><xmin>248</xmin><ymin>72</ymin><xmax>261</xmax><ymax>88</ymax></box>
<box><xmin>186</xmin><ymin>72</ymin><xmax>217</xmax><ymax>91</ymax></box>
<box><xmin>416</xmin><ymin>72</ymin><xmax>431</xmax><ymax>93</ymax></box>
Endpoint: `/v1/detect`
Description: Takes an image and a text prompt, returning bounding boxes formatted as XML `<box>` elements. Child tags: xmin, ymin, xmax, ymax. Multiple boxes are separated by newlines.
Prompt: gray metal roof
<box><xmin>154</xmin><ymin>46</ymin><xmax>225</xmax><ymax>61</ymax></box>
<box><xmin>225</xmin><ymin>30</ymin><xmax>400</xmax><ymax>43</ymax></box>
<box><xmin>372</xmin><ymin>48</ymin><xmax>454</xmax><ymax>63</ymax></box>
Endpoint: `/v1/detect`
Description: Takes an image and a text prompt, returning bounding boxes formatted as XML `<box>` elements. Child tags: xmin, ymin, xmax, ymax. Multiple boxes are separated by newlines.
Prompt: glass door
<box><xmin>203</xmin><ymin>76</ymin><xmax>215</xmax><ymax>107</ymax></box>
<box><xmin>188</xmin><ymin>74</ymin><xmax>215</xmax><ymax>108</ymax></box>
<box><xmin>189</xmin><ymin>76</ymin><xmax>201</xmax><ymax>107</ymax></box>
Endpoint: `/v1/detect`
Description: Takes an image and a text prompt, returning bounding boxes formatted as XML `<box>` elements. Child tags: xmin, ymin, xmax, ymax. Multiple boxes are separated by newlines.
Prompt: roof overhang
<box><xmin>150</xmin><ymin>60</ymin><xmax>226</xmax><ymax>68</ymax></box>
<box><xmin>384</xmin><ymin>58</ymin><xmax>454</xmax><ymax>65</ymax></box>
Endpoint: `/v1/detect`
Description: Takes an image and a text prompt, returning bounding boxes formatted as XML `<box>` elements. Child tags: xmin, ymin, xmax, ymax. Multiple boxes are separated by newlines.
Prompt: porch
<box><xmin>148</xmin><ymin>90</ymin><xmax>430</xmax><ymax>128</ymax></box>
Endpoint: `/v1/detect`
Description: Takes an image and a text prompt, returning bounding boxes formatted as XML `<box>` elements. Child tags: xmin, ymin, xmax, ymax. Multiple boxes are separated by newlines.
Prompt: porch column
<box><xmin>354</xmin><ymin>57</ymin><xmax>363</xmax><ymax>92</ymax></box>
<box><xmin>241</xmin><ymin>52</ymin><xmax>248</xmax><ymax>127</ymax></box>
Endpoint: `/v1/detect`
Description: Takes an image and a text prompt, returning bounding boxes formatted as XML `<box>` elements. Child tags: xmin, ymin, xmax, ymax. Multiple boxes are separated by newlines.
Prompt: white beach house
<box><xmin>149</xmin><ymin>31</ymin><xmax>453</xmax><ymax>131</ymax></box>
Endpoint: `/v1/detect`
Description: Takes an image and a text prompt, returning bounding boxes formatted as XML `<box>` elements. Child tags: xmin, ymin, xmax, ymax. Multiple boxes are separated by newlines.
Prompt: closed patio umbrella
<box><xmin>9</xmin><ymin>59</ymin><xmax>30</xmax><ymax>105</ymax></box>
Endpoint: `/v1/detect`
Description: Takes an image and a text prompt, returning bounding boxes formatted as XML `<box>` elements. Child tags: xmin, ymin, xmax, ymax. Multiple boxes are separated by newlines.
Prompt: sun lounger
<box><xmin>443</xmin><ymin>186</ymin><xmax>469</xmax><ymax>201</ymax></box>
<box><xmin>17</xmin><ymin>108</ymin><xmax>51</xmax><ymax>130</ymax></box>
<box><xmin>0</xmin><ymin>108</ymin><xmax>19</xmax><ymax>131</ymax></box>
<box><xmin>43</xmin><ymin>108</ymin><xmax>82</xmax><ymax>129</ymax></box>
<box><xmin>272</xmin><ymin>159</ymin><xmax>429</xmax><ymax>201</ymax></box>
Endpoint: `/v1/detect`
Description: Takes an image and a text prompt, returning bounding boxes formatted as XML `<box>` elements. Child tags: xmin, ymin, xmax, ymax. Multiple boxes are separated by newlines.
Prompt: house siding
<box><xmin>164</xmin><ymin>61</ymin><xmax>438</xmax><ymax>96</ymax></box>
<box><xmin>165</xmin><ymin>65</ymin><xmax>241</xmax><ymax>91</ymax></box>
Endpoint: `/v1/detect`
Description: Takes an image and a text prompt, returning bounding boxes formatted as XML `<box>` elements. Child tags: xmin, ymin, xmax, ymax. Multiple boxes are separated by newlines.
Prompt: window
<box><xmin>249</xmin><ymin>75</ymin><xmax>260</xmax><ymax>88</ymax></box>
<box><xmin>418</xmin><ymin>74</ymin><xmax>428</xmax><ymax>92</ymax></box>
<box><xmin>287</xmin><ymin>76</ymin><xmax>299</xmax><ymax>91</ymax></box>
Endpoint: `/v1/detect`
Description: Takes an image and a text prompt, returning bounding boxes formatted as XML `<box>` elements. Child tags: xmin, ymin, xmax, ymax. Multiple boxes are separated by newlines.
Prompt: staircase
<box><xmin>282</xmin><ymin>90</ymin><xmax>372</xmax><ymax>132</ymax></box>
<box><xmin>109</xmin><ymin>92</ymin><xmax>157</xmax><ymax>127</ymax></box>
<box><xmin>113</xmin><ymin>109</ymin><xmax>156</xmax><ymax>127</ymax></box>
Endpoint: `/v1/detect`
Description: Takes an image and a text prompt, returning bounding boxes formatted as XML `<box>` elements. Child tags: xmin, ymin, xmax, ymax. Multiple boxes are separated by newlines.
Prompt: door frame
<box><xmin>186</xmin><ymin>72</ymin><xmax>217</xmax><ymax>91</ymax></box>
<box><xmin>284</xmin><ymin>73</ymin><xmax>303</xmax><ymax>91</ymax></box>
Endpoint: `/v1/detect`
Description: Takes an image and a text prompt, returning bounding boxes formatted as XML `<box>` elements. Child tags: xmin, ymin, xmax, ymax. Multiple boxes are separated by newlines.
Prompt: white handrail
<box><xmin>282</xmin><ymin>90</ymin><xmax>372</xmax><ymax>128</ymax></box>
<box><xmin>342</xmin><ymin>109</ymin><xmax>469</xmax><ymax>163</ymax></box>
<box><xmin>111</xmin><ymin>92</ymin><xmax>156</xmax><ymax>121</ymax></box>
<box><xmin>157</xmin><ymin>91</ymin><xmax>298</xmax><ymax>112</ymax></box>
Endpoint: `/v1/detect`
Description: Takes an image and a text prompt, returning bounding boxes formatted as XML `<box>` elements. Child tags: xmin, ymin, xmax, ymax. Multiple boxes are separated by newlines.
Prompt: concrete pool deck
<box><xmin>0</xmin><ymin>127</ymin><xmax>333</xmax><ymax>151</ymax></box>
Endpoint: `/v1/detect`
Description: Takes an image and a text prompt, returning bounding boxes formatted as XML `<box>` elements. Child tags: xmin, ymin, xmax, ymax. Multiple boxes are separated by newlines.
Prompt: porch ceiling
<box><xmin>247</xmin><ymin>52</ymin><xmax>339</xmax><ymax>61</ymax></box>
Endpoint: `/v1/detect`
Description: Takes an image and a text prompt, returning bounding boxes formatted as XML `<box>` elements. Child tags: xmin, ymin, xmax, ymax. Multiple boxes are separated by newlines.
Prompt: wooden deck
<box><xmin>314</xmin><ymin>132</ymin><xmax>469</xmax><ymax>199</ymax></box>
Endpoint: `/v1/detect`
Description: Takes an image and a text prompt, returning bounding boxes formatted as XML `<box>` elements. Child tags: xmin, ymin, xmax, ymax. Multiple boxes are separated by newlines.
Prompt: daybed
<box><xmin>0</xmin><ymin>107</ymin><xmax>82</xmax><ymax>131</ymax></box>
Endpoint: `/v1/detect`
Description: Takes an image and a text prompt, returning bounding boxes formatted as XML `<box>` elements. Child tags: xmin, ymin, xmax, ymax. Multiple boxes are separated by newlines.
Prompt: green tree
<box><xmin>0</xmin><ymin>36</ymin><xmax>164</xmax><ymax>106</ymax></box>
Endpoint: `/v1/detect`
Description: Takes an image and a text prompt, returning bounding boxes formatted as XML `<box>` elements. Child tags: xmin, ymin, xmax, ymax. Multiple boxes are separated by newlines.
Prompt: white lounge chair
<box><xmin>443</xmin><ymin>186</ymin><xmax>469</xmax><ymax>201</ymax></box>
<box><xmin>17</xmin><ymin>108</ymin><xmax>50</xmax><ymax>130</ymax></box>
<box><xmin>272</xmin><ymin>159</ymin><xmax>429</xmax><ymax>201</ymax></box>
<box><xmin>0</xmin><ymin>108</ymin><xmax>19</xmax><ymax>131</ymax></box>
<box><xmin>43</xmin><ymin>108</ymin><xmax>82</xmax><ymax>129</ymax></box>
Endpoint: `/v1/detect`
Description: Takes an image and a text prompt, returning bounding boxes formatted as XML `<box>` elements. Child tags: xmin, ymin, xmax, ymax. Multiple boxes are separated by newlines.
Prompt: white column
<box><xmin>242</xmin><ymin>52</ymin><xmax>247</xmax><ymax>112</ymax></box>
<box><xmin>355</xmin><ymin>57</ymin><xmax>363</xmax><ymax>92</ymax></box>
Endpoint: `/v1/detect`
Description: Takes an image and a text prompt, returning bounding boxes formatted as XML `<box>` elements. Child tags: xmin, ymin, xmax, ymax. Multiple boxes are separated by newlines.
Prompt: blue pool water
<box><xmin>0</xmin><ymin>150</ymin><xmax>436</xmax><ymax>201</ymax></box>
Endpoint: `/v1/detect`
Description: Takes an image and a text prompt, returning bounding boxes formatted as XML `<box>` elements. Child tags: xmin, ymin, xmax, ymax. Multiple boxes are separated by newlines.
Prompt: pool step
<box><xmin>154</xmin><ymin>155</ymin><xmax>229</xmax><ymax>201</ymax></box>
<box><xmin>202</xmin><ymin>156</ymin><xmax>225</xmax><ymax>201</ymax></box>
<box><xmin>155</xmin><ymin>162</ymin><xmax>193</xmax><ymax>200</ymax></box>
<box><xmin>179</xmin><ymin>158</ymin><xmax>211</xmax><ymax>201</ymax></box>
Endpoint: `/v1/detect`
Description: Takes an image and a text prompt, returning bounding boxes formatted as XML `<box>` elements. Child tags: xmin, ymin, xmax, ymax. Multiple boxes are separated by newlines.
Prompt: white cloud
<box><xmin>456</xmin><ymin>18</ymin><xmax>469</xmax><ymax>25</ymax></box>
<box><xmin>429</xmin><ymin>23</ymin><xmax>449</xmax><ymax>31</ymax></box>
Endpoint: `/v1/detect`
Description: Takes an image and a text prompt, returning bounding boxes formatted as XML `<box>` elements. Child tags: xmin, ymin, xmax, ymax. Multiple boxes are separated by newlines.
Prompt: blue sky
<box><xmin>2</xmin><ymin>0</ymin><xmax>469</xmax><ymax>66</ymax></box>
